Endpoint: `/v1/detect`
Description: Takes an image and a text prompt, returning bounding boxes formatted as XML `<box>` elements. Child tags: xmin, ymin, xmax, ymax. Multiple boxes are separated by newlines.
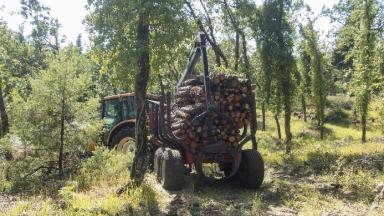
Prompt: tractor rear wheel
<box><xmin>238</xmin><ymin>149</ymin><xmax>264</xmax><ymax>189</ymax></box>
<box><xmin>159</xmin><ymin>148</ymin><xmax>185</xmax><ymax>190</ymax></box>
<box><xmin>110</xmin><ymin>127</ymin><xmax>136</xmax><ymax>154</ymax></box>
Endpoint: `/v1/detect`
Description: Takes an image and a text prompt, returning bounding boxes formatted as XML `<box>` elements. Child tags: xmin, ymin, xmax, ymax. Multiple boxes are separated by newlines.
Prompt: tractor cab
<box><xmin>101</xmin><ymin>93</ymin><xmax>136</xmax><ymax>130</ymax></box>
<box><xmin>100</xmin><ymin>93</ymin><xmax>159</xmax><ymax>147</ymax></box>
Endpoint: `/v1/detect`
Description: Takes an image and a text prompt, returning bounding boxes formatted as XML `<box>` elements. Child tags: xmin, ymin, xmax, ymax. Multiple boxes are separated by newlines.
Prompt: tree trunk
<box><xmin>361</xmin><ymin>114</ymin><xmax>366</xmax><ymax>143</ymax></box>
<box><xmin>198</xmin><ymin>0</ymin><xmax>222</xmax><ymax>67</ymax></box>
<box><xmin>320</xmin><ymin>122</ymin><xmax>324</xmax><ymax>140</ymax></box>
<box><xmin>353</xmin><ymin>109</ymin><xmax>357</xmax><ymax>125</ymax></box>
<box><xmin>274</xmin><ymin>115</ymin><xmax>281</xmax><ymax>140</ymax></box>
<box><xmin>284</xmin><ymin>111</ymin><xmax>292</xmax><ymax>154</ymax></box>
<box><xmin>261</xmin><ymin>103</ymin><xmax>266</xmax><ymax>131</ymax></box>
<box><xmin>131</xmin><ymin>8</ymin><xmax>150</xmax><ymax>184</ymax></box>
<box><xmin>58</xmin><ymin>88</ymin><xmax>65</xmax><ymax>179</ymax></box>
<box><xmin>301</xmin><ymin>94</ymin><xmax>307</xmax><ymax>122</ymax></box>
<box><xmin>234</xmin><ymin>32</ymin><xmax>240</xmax><ymax>71</ymax></box>
<box><xmin>0</xmin><ymin>80</ymin><xmax>9</xmax><ymax>136</ymax></box>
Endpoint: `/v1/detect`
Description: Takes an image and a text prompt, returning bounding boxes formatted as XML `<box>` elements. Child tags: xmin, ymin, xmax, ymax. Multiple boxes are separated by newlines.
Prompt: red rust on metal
<box><xmin>102</xmin><ymin>92</ymin><xmax>160</xmax><ymax>101</ymax></box>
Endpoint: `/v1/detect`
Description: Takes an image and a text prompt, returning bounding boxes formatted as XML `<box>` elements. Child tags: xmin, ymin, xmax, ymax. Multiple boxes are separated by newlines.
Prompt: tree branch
<box><xmin>184</xmin><ymin>0</ymin><xmax>229</xmax><ymax>67</ymax></box>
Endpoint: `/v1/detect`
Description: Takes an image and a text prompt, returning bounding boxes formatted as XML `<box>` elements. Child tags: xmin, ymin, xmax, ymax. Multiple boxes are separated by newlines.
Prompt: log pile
<box><xmin>171</xmin><ymin>73</ymin><xmax>253</xmax><ymax>151</ymax></box>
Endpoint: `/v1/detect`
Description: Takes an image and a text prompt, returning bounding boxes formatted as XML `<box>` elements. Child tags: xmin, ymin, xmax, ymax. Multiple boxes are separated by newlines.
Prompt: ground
<box><xmin>1</xmin><ymin>96</ymin><xmax>384</xmax><ymax>215</ymax></box>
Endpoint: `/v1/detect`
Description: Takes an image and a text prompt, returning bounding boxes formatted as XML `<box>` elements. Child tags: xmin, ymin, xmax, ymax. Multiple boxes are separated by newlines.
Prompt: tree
<box><xmin>20</xmin><ymin>0</ymin><xmax>62</xmax><ymax>54</ymax></box>
<box><xmin>130</xmin><ymin>1</ymin><xmax>150</xmax><ymax>184</ymax></box>
<box><xmin>10</xmin><ymin>46</ymin><xmax>101</xmax><ymax>179</ymax></box>
<box><xmin>0</xmin><ymin>66</ymin><xmax>9</xmax><ymax>136</ymax></box>
<box><xmin>86</xmin><ymin>0</ymin><xmax>192</xmax><ymax>92</ymax></box>
<box><xmin>300</xmin><ymin>21</ymin><xmax>327</xmax><ymax>139</ymax></box>
<box><xmin>352</xmin><ymin>0</ymin><xmax>377</xmax><ymax>143</ymax></box>
<box><xmin>297</xmin><ymin>43</ymin><xmax>311</xmax><ymax>122</ymax></box>
<box><xmin>76</xmin><ymin>33</ymin><xmax>83</xmax><ymax>53</ymax></box>
<box><xmin>0</xmin><ymin>24</ymin><xmax>34</xmax><ymax>136</ymax></box>
<box><xmin>221</xmin><ymin>0</ymin><xmax>251</xmax><ymax>77</ymax></box>
<box><xmin>256</xmin><ymin>0</ymin><xmax>295</xmax><ymax>152</ymax></box>
<box><xmin>184</xmin><ymin>0</ymin><xmax>229</xmax><ymax>68</ymax></box>
<box><xmin>86</xmin><ymin>0</ymin><xmax>192</xmax><ymax>183</ymax></box>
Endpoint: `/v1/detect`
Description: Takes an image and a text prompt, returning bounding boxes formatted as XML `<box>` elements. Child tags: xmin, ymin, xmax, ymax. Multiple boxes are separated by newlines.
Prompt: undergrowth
<box><xmin>1</xmin><ymin>96</ymin><xmax>384</xmax><ymax>215</ymax></box>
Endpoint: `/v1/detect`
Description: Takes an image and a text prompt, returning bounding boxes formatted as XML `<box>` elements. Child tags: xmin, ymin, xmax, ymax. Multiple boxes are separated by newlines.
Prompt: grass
<box><xmin>1</xmin><ymin>95</ymin><xmax>384</xmax><ymax>215</ymax></box>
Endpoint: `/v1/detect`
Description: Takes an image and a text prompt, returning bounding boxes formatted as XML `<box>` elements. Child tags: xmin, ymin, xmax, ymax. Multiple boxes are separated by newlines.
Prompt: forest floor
<box><xmin>1</xmin><ymin>95</ymin><xmax>384</xmax><ymax>215</ymax></box>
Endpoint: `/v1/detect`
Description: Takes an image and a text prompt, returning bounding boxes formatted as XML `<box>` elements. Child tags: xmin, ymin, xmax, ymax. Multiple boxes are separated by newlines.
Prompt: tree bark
<box><xmin>284</xmin><ymin>111</ymin><xmax>292</xmax><ymax>153</ymax></box>
<box><xmin>241</xmin><ymin>34</ymin><xmax>251</xmax><ymax>77</ymax></box>
<box><xmin>131</xmin><ymin>7</ymin><xmax>150</xmax><ymax>184</ymax></box>
<box><xmin>301</xmin><ymin>94</ymin><xmax>307</xmax><ymax>122</ymax></box>
<box><xmin>58</xmin><ymin>79</ymin><xmax>66</xmax><ymax>179</ymax></box>
<box><xmin>361</xmin><ymin>114</ymin><xmax>366</xmax><ymax>143</ymax></box>
<box><xmin>234</xmin><ymin>32</ymin><xmax>240</xmax><ymax>71</ymax></box>
<box><xmin>0</xmin><ymin>79</ymin><xmax>9</xmax><ymax>136</ymax></box>
<box><xmin>274</xmin><ymin>115</ymin><xmax>281</xmax><ymax>140</ymax></box>
<box><xmin>353</xmin><ymin>109</ymin><xmax>358</xmax><ymax>125</ymax></box>
<box><xmin>261</xmin><ymin>103</ymin><xmax>266</xmax><ymax>131</ymax></box>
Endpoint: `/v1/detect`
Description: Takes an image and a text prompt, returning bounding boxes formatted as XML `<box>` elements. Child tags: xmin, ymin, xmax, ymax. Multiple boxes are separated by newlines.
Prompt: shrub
<box><xmin>74</xmin><ymin>147</ymin><xmax>133</xmax><ymax>190</ymax></box>
<box><xmin>337</xmin><ymin>170</ymin><xmax>380</xmax><ymax>202</ymax></box>
<box><xmin>306</xmin><ymin>150</ymin><xmax>339</xmax><ymax>174</ymax></box>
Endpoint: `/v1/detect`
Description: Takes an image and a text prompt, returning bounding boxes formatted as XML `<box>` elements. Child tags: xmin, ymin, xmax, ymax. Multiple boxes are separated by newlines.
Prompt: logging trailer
<box><xmin>101</xmin><ymin>33</ymin><xmax>264</xmax><ymax>190</ymax></box>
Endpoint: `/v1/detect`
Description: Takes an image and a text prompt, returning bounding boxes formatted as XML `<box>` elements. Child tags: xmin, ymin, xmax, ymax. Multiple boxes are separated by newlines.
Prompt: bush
<box><xmin>0</xmin><ymin>135</ymin><xmax>15</xmax><ymax>192</ymax></box>
<box><xmin>337</xmin><ymin>170</ymin><xmax>380</xmax><ymax>202</ymax></box>
<box><xmin>327</xmin><ymin>95</ymin><xmax>353</xmax><ymax>110</ymax></box>
<box><xmin>325</xmin><ymin>108</ymin><xmax>350</xmax><ymax>124</ymax></box>
<box><xmin>306</xmin><ymin>150</ymin><xmax>340</xmax><ymax>174</ymax></box>
<box><xmin>75</xmin><ymin>147</ymin><xmax>133</xmax><ymax>190</ymax></box>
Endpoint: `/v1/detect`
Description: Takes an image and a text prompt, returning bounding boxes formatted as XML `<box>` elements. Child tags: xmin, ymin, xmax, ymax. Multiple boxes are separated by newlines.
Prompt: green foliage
<box><xmin>0</xmin><ymin>135</ymin><xmax>13</xmax><ymax>192</ymax></box>
<box><xmin>306</xmin><ymin>151</ymin><xmax>340</xmax><ymax>174</ymax></box>
<box><xmin>0</xmin><ymin>24</ymin><xmax>36</xmax><ymax>97</ymax></box>
<box><xmin>381</xmin><ymin>98</ymin><xmax>384</xmax><ymax>130</ymax></box>
<box><xmin>75</xmin><ymin>147</ymin><xmax>133</xmax><ymax>190</ymax></box>
<box><xmin>256</xmin><ymin>0</ymin><xmax>296</xmax><ymax>148</ymax></box>
<box><xmin>300</xmin><ymin>21</ymin><xmax>328</xmax><ymax>137</ymax></box>
<box><xmin>86</xmin><ymin>0</ymin><xmax>194</xmax><ymax>92</ymax></box>
<box><xmin>9</xmin><ymin>45</ymin><xmax>102</xmax><ymax>180</ymax></box>
<box><xmin>337</xmin><ymin>170</ymin><xmax>380</xmax><ymax>202</ymax></box>
<box><xmin>352</xmin><ymin>0</ymin><xmax>378</xmax><ymax>141</ymax></box>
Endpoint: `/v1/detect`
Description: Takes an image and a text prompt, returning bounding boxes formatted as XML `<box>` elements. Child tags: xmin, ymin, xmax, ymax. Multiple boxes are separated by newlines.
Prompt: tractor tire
<box><xmin>154</xmin><ymin>148</ymin><xmax>164</xmax><ymax>182</ymax></box>
<box><xmin>238</xmin><ymin>149</ymin><xmax>264</xmax><ymax>189</ymax></box>
<box><xmin>160</xmin><ymin>148</ymin><xmax>185</xmax><ymax>191</ymax></box>
<box><xmin>110</xmin><ymin>127</ymin><xmax>136</xmax><ymax>154</ymax></box>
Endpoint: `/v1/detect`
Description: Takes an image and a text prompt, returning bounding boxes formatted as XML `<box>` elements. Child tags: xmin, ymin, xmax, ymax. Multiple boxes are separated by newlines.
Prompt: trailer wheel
<box><xmin>154</xmin><ymin>148</ymin><xmax>164</xmax><ymax>182</ymax></box>
<box><xmin>161</xmin><ymin>148</ymin><xmax>185</xmax><ymax>190</ymax></box>
<box><xmin>238</xmin><ymin>149</ymin><xmax>264</xmax><ymax>189</ymax></box>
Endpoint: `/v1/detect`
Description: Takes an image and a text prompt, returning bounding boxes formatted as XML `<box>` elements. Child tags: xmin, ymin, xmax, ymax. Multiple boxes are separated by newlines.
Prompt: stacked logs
<box><xmin>171</xmin><ymin>73</ymin><xmax>253</xmax><ymax>151</ymax></box>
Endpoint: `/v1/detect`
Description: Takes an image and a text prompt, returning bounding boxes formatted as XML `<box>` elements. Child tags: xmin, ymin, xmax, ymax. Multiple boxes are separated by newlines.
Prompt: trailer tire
<box><xmin>161</xmin><ymin>148</ymin><xmax>185</xmax><ymax>191</ymax></box>
<box><xmin>238</xmin><ymin>149</ymin><xmax>264</xmax><ymax>189</ymax></box>
<box><xmin>154</xmin><ymin>148</ymin><xmax>164</xmax><ymax>182</ymax></box>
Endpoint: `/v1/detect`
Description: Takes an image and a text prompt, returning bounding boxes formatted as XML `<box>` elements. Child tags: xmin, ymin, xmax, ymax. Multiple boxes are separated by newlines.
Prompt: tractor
<box><xmin>100</xmin><ymin>92</ymin><xmax>159</xmax><ymax>153</ymax></box>
<box><xmin>101</xmin><ymin>33</ymin><xmax>264</xmax><ymax>191</ymax></box>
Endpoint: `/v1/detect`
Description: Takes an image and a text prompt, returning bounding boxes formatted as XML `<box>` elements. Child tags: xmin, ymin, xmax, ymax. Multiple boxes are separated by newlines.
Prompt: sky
<box><xmin>0</xmin><ymin>0</ymin><xmax>88</xmax><ymax>46</ymax></box>
<box><xmin>0</xmin><ymin>0</ymin><xmax>339</xmax><ymax>47</ymax></box>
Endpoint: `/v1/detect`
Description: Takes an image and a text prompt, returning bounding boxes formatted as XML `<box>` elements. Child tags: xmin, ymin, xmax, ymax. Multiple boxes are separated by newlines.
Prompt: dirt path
<box><xmin>0</xmin><ymin>193</ymin><xmax>17</xmax><ymax>213</ymax></box>
<box><xmin>151</xmin><ymin>167</ymin><xmax>383</xmax><ymax>216</ymax></box>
